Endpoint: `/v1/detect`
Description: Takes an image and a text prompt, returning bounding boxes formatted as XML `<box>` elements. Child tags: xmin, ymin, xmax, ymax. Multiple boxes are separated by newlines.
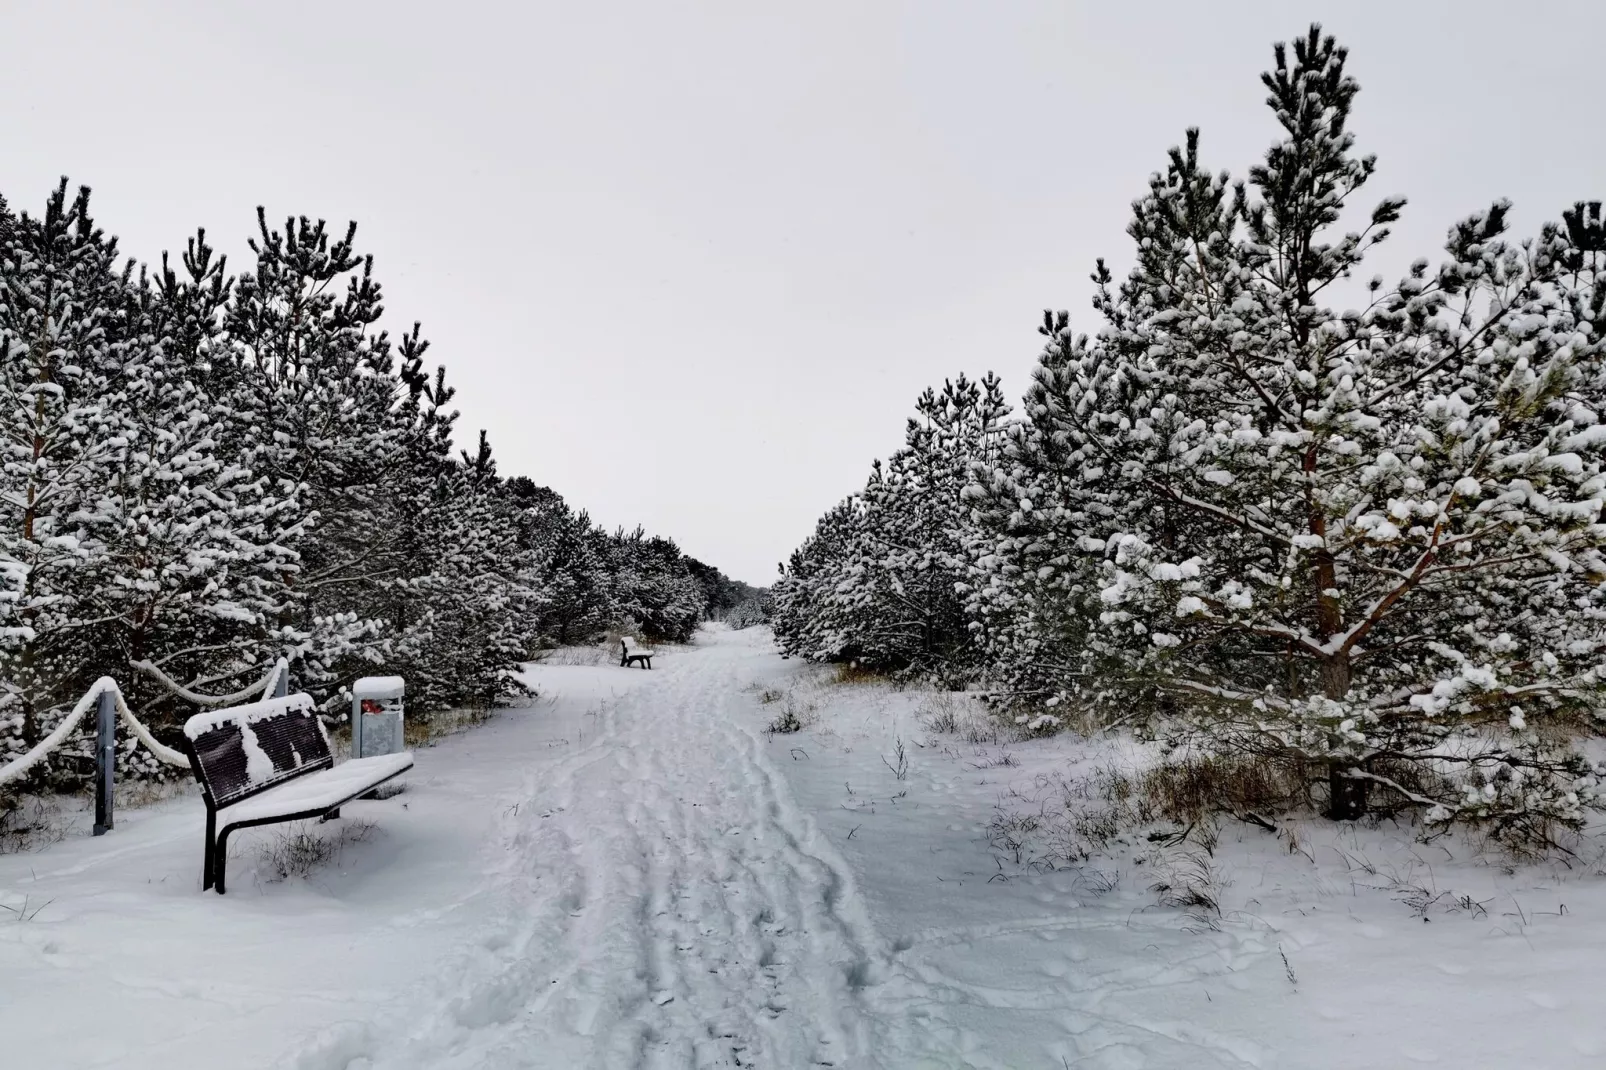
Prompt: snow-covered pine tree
<box><xmin>608</xmin><ymin>528</ymin><xmax>705</xmax><ymax>643</ymax></box>
<box><xmin>375</xmin><ymin>337</ymin><xmax>463</xmax><ymax>701</ymax></box>
<box><xmin>773</xmin><ymin>375</ymin><xmax>1009</xmax><ymax>680</ymax></box>
<box><xmin>965</xmin><ymin>313</ymin><xmax>1109</xmax><ymax>714</ymax></box>
<box><xmin>683</xmin><ymin>557</ymin><xmax>763</xmax><ymax>622</ymax></box>
<box><xmin>219</xmin><ymin>210</ymin><xmax>404</xmax><ymax>693</ymax></box>
<box><xmin>976</xmin><ymin>26</ymin><xmax>1606</xmax><ymax>835</ymax></box>
<box><xmin>899</xmin><ymin>374</ymin><xmax>1010</xmax><ymax>680</ymax></box>
<box><xmin>510</xmin><ymin>484</ymin><xmax>616</xmax><ymax>647</ymax></box>
<box><xmin>387</xmin><ymin>420</ymin><xmax>538</xmax><ymax>711</ymax></box>
<box><xmin>0</xmin><ymin>182</ymin><xmax>131</xmax><ymax>764</ymax></box>
<box><xmin>100</xmin><ymin>232</ymin><xmax>303</xmax><ymax>733</ymax></box>
<box><xmin>772</xmin><ymin>497</ymin><xmax>863</xmax><ymax>662</ymax></box>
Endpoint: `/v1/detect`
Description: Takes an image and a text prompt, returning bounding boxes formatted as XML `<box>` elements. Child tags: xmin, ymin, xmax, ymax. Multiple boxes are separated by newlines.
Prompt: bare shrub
<box><xmin>405</xmin><ymin>705</ymin><xmax>498</xmax><ymax>748</ymax></box>
<box><xmin>258</xmin><ymin>820</ymin><xmax>376</xmax><ymax>882</ymax></box>
<box><xmin>882</xmin><ymin>737</ymin><xmax>909</xmax><ymax>781</ymax></box>
<box><xmin>1149</xmin><ymin>849</ymin><xmax>1224</xmax><ymax>930</ymax></box>
<box><xmin>986</xmin><ymin>750</ymin><xmax>1329</xmax><ymax>876</ymax></box>
<box><xmin>367</xmin><ymin>781</ymin><xmax>407</xmax><ymax>801</ymax></box>
<box><xmin>1084</xmin><ymin>763</ymin><xmax>1157</xmax><ymax>826</ymax></box>
<box><xmin>921</xmin><ymin>693</ymin><xmax>962</xmax><ymax>735</ymax></box>
<box><xmin>1138</xmin><ymin>753</ymin><xmax>1299</xmax><ymax>825</ymax></box>
<box><xmin>968</xmin><ymin>750</ymin><xmax>1018</xmax><ymax>770</ymax></box>
<box><xmin>0</xmin><ymin>795</ymin><xmax>67</xmax><ymax>855</ymax></box>
<box><xmin>832</xmin><ymin>662</ymin><xmax>882</xmax><ymax>686</ymax></box>
<box><xmin>533</xmin><ymin>640</ymin><xmax>617</xmax><ymax>667</ymax></box>
<box><xmin>1075</xmin><ymin>868</ymin><xmax>1120</xmax><ymax>896</ymax></box>
<box><xmin>767</xmin><ymin>691</ymin><xmax>817</xmax><ymax>735</ymax></box>
<box><xmin>1072</xmin><ymin>804</ymin><xmax>1127</xmax><ymax>850</ymax></box>
<box><xmin>988</xmin><ymin>810</ymin><xmax>1041</xmax><ymax>865</ymax></box>
<box><xmin>115</xmin><ymin>778</ymin><xmax>193</xmax><ymax>809</ymax></box>
<box><xmin>962</xmin><ymin>721</ymin><xmax>1001</xmax><ymax>745</ymax></box>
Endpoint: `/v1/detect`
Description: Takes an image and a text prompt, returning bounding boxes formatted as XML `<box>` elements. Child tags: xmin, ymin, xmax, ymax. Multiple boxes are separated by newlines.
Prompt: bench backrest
<box><xmin>622</xmin><ymin>637</ymin><xmax>647</xmax><ymax>655</ymax></box>
<box><xmin>183</xmin><ymin>695</ymin><xmax>333</xmax><ymax>808</ymax></box>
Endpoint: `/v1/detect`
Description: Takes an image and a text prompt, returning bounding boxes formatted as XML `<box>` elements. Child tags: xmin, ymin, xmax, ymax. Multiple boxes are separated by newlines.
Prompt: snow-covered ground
<box><xmin>3</xmin><ymin>627</ymin><xmax>1603</xmax><ymax>1068</ymax></box>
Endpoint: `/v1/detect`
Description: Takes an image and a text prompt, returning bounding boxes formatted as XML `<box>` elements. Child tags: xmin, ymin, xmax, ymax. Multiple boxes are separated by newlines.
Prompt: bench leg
<box><xmin>215</xmin><ymin>827</ymin><xmax>233</xmax><ymax>895</ymax></box>
<box><xmin>202</xmin><ymin>809</ymin><xmax>216</xmax><ymax>892</ymax></box>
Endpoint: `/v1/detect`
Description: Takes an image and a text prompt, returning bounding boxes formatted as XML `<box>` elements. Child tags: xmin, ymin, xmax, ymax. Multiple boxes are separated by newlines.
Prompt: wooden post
<box><xmin>92</xmin><ymin>688</ymin><xmax>115</xmax><ymax>835</ymax></box>
<box><xmin>273</xmin><ymin>664</ymin><xmax>288</xmax><ymax>699</ymax></box>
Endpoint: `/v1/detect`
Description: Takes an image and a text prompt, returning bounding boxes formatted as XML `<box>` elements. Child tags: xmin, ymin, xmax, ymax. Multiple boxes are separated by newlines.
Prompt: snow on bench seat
<box><xmin>222</xmin><ymin>752</ymin><xmax>415</xmax><ymax>826</ymax></box>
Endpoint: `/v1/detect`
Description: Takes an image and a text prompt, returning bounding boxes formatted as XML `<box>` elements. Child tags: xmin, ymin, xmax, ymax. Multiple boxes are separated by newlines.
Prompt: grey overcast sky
<box><xmin>2</xmin><ymin>2</ymin><xmax>1601</xmax><ymax>584</ymax></box>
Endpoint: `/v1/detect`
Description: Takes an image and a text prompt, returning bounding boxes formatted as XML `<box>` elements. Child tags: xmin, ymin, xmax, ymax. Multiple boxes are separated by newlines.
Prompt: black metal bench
<box><xmin>620</xmin><ymin>638</ymin><xmax>653</xmax><ymax>669</ymax></box>
<box><xmin>183</xmin><ymin>694</ymin><xmax>413</xmax><ymax>894</ymax></box>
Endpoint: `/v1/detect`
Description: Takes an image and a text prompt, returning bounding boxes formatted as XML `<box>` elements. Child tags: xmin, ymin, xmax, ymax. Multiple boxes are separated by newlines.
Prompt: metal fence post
<box><xmin>93</xmin><ymin>688</ymin><xmax>115</xmax><ymax>836</ymax></box>
<box><xmin>350</xmin><ymin>688</ymin><xmax>362</xmax><ymax>758</ymax></box>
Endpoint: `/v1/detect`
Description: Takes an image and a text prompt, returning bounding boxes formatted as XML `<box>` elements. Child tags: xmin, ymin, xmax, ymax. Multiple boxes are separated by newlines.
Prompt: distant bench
<box><xmin>183</xmin><ymin>694</ymin><xmax>413</xmax><ymax>894</ymax></box>
<box><xmin>620</xmin><ymin>637</ymin><xmax>653</xmax><ymax>670</ymax></box>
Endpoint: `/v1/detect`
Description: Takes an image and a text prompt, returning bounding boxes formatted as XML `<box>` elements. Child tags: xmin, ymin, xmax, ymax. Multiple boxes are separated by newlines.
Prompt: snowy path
<box><xmin>319</xmin><ymin>632</ymin><xmax>938</xmax><ymax>1069</ymax></box>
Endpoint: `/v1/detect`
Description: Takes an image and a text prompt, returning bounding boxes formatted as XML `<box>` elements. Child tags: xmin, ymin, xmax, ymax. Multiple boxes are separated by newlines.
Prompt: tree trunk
<box><xmin>19</xmin><ymin>695</ymin><xmax>36</xmax><ymax>748</ymax></box>
<box><xmin>1328</xmin><ymin>764</ymin><xmax>1368</xmax><ymax>821</ymax></box>
<box><xmin>1321</xmin><ymin>651</ymin><xmax>1367</xmax><ymax>819</ymax></box>
<box><xmin>1320</xmin><ymin>654</ymin><xmax>1350</xmax><ymax>700</ymax></box>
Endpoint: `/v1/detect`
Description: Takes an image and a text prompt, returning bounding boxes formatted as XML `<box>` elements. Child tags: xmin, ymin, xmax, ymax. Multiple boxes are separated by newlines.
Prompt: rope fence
<box><xmin>0</xmin><ymin>659</ymin><xmax>292</xmax><ymax>834</ymax></box>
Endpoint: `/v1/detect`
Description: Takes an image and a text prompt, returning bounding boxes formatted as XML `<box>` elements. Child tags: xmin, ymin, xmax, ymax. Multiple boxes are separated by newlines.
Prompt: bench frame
<box><xmin>620</xmin><ymin>638</ymin><xmax>653</xmax><ymax>669</ymax></box>
<box><xmin>184</xmin><ymin>699</ymin><xmax>411</xmax><ymax>895</ymax></box>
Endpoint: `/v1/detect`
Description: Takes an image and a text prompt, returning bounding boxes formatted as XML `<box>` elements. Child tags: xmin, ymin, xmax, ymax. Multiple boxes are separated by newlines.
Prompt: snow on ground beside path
<box><xmin>3</xmin><ymin>626</ymin><xmax>1605</xmax><ymax>1068</ymax></box>
<box><xmin>744</xmin><ymin>638</ymin><xmax>1606</xmax><ymax>1069</ymax></box>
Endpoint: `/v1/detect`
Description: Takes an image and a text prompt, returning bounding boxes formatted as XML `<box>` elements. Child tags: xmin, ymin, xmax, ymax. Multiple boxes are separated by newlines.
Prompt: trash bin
<box><xmin>352</xmin><ymin>676</ymin><xmax>405</xmax><ymax>759</ymax></box>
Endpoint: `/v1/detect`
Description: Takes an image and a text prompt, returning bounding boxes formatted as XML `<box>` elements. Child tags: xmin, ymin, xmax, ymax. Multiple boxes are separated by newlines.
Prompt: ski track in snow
<box><xmin>295</xmin><ymin>640</ymin><xmax>929</xmax><ymax>1069</ymax></box>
